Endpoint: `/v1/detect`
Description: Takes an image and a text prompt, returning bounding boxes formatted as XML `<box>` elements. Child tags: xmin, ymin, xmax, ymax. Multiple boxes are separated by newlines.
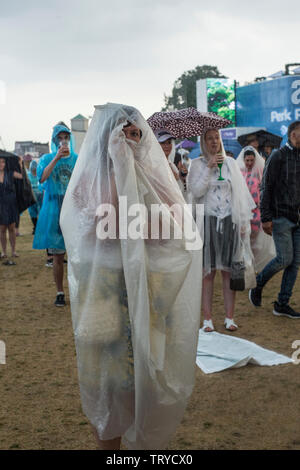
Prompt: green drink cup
<box><xmin>217</xmin><ymin>154</ymin><xmax>225</xmax><ymax>181</ymax></box>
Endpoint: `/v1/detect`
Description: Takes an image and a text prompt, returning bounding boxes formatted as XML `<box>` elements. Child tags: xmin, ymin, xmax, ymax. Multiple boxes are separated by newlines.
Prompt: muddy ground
<box><xmin>0</xmin><ymin>212</ymin><xmax>299</xmax><ymax>450</ymax></box>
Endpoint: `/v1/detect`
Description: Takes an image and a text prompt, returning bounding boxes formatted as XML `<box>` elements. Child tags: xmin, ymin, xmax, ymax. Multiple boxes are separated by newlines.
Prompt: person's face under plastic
<box><xmin>264</xmin><ymin>145</ymin><xmax>272</xmax><ymax>156</ymax></box>
<box><xmin>204</xmin><ymin>130</ymin><xmax>222</xmax><ymax>156</ymax></box>
<box><xmin>0</xmin><ymin>158</ymin><xmax>6</xmax><ymax>171</ymax></box>
<box><xmin>160</xmin><ymin>138</ymin><xmax>173</xmax><ymax>158</ymax></box>
<box><xmin>57</xmin><ymin>132</ymin><xmax>70</xmax><ymax>144</ymax></box>
<box><xmin>122</xmin><ymin>124</ymin><xmax>141</xmax><ymax>143</ymax></box>
<box><xmin>244</xmin><ymin>154</ymin><xmax>255</xmax><ymax>170</ymax></box>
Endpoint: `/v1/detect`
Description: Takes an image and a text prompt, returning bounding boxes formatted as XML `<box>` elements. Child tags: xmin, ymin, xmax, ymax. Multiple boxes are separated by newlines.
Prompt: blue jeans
<box><xmin>257</xmin><ymin>217</ymin><xmax>300</xmax><ymax>305</ymax></box>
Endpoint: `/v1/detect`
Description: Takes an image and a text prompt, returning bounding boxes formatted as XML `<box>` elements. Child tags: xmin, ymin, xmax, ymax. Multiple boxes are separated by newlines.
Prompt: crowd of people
<box><xmin>1</xmin><ymin>105</ymin><xmax>300</xmax><ymax>450</ymax></box>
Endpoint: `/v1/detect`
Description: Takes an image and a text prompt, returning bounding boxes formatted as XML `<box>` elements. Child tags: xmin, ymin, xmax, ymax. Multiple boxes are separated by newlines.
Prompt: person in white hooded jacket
<box><xmin>188</xmin><ymin>128</ymin><xmax>255</xmax><ymax>332</ymax></box>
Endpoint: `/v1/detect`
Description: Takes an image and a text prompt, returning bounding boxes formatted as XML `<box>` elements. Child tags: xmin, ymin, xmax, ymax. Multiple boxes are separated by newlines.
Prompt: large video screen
<box><xmin>197</xmin><ymin>78</ymin><xmax>236</xmax><ymax>125</ymax></box>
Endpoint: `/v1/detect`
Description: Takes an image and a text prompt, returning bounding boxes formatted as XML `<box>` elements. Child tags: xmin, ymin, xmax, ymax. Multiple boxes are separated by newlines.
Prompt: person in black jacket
<box><xmin>0</xmin><ymin>156</ymin><xmax>23</xmax><ymax>260</ymax></box>
<box><xmin>249</xmin><ymin>121</ymin><xmax>300</xmax><ymax>318</ymax></box>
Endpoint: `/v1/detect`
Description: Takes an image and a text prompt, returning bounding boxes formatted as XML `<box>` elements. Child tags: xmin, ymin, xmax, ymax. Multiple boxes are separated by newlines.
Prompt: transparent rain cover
<box><xmin>60</xmin><ymin>103</ymin><xmax>203</xmax><ymax>449</ymax></box>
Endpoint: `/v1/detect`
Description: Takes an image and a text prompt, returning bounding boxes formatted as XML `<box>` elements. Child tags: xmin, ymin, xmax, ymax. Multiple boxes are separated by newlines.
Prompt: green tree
<box><xmin>162</xmin><ymin>65</ymin><xmax>226</xmax><ymax>111</ymax></box>
<box><xmin>207</xmin><ymin>81</ymin><xmax>235</xmax><ymax>123</ymax></box>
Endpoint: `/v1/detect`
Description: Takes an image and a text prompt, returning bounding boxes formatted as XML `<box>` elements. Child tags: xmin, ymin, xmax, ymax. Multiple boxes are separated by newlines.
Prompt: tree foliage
<box><xmin>162</xmin><ymin>65</ymin><xmax>226</xmax><ymax>111</ymax></box>
<box><xmin>207</xmin><ymin>80</ymin><xmax>235</xmax><ymax>122</ymax></box>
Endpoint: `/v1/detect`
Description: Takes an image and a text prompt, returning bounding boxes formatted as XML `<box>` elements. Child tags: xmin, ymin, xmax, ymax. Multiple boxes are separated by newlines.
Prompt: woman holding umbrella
<box><xmin>188</xmin><ymin>128</ymin><xmax>255</xmax><ymax>332</ymax></box>
<box><xmin>0</xmin><ymin>156</ymin><xmax>23</xmax><ymax>259</ymax></box>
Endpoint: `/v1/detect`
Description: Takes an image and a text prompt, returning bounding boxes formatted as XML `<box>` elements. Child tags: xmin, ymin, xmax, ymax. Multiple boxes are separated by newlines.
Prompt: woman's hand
<box><xmin>207</xmin><ymin>153</ymin><xmax>224</xmax><ymax>169</ymax></box>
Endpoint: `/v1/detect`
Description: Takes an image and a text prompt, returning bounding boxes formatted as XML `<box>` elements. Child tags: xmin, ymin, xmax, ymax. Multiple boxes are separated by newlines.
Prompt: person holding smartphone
<box><xmin>33</xmin><ymin>123</ymin><xmax>78</xmax><ymax>306</ymax></box>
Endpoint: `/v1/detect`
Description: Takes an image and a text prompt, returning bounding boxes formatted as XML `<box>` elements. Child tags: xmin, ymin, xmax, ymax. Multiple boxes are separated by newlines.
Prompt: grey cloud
<box><xmin>0</xmin><ymin>1</ymin><xmax>205</xmax><ymax>83</ymax></box>
<box><xmin>1</xmin><ymin>0</ymin><xmax>298</xmax><ymax>84</ymax></box>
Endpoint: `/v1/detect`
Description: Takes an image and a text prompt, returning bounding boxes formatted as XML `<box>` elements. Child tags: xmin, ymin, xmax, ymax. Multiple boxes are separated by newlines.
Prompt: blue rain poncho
<box><xmin>33</xmin><ymin>124</ymin><xmax>78</xmax><ymax>250</ymax></box>
<box><xmin>27</xmin><ymin>160</ymin><xmax>43</xmax><ymax>218</ymax></box>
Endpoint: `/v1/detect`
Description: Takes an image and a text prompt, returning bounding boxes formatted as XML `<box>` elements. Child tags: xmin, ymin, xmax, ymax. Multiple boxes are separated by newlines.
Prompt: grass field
<box><xmin>0</xmin><ymin>212</ymin><xmax>300</xmax><ymax>450</ymax></box>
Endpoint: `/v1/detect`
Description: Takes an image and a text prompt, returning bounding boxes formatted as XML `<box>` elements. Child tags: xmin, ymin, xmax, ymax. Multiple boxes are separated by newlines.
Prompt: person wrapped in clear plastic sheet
<box><xmin>187</xmin><ymin>129</ymin><xmax>255</xmax><ymax>333</ymax></box>
<box><xmin>60</xmin><ymin>103</ymin><xmax>202</xmax><ymax>450</ymax></box>
<box><xmin>236</xmin><ymin>146</ymin><xmax>275</xmax><ymax>272</ymax></box>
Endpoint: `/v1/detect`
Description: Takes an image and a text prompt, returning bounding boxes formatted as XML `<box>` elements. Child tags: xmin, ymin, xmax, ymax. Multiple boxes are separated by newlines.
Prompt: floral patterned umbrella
<box><xmin>147</xmin><ymin>107</ymin><xmax>231</xmax><ymax>139</ymax></box>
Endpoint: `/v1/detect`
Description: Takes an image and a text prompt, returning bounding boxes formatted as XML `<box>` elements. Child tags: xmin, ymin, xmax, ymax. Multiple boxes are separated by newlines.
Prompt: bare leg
<box><xmin>202</xmin><ymin>270</ymin><xmax>216</xmax><ymax>331</ymax></box>
<box><xmin>221</xmin><ymin>270</ymin><xmax>237</xmax><ymax>330</ymax></box>
<box><xmin>53</xmin><ymin>253</ymin><xmax>65</xmax><ymax>292</ymax></box>
<box><xmin>0</xmin><ymin>225</ymin><xmax>7</xmax><ymax>256</ymax></box>
<box><xmin>92</xmin><ymin>426</ymin><xmax>121</xmax><ymax>450</ymax></box>
<box><xmin>7</xmin><ymin>223</ymin><xmax>17</xmax><ymax>256</ymax></box>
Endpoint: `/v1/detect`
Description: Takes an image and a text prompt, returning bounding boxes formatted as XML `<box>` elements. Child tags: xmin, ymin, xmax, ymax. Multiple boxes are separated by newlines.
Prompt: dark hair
<box><xmin>288</xmin><ymin>121</ymin><xmax>300</xmax><ymax>139</ymax></box>
<box><xmin>123</xmin><ymin>121</ymin><xmax>142</xmax><ymax>138</ymax></box>
<box><xmin>244</xmin><ymin>150</ymin><xmax>255</xmax><ymax>158</ymax></box>
<box><xmin>55</xmin><ymin>121</ymin><xmax>70</xmax><ymax>129</ymax></box>
<box><xmin>174</xmin><ymin>153</ymin><xmax>182</xmax><ymax>168</ymax></box>
<box><xmin>123</xmin><ymin>121</ymin><xmax>132</xmax><ymax>128</ymax></box>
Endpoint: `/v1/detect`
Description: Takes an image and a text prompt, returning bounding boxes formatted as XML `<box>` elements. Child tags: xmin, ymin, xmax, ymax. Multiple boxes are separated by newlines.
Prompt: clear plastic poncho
<box><xmin>236</xmin><ymin>146</ymin><xmax>275</xmax><ymax>272</ymax></box>
<box><xmin>33</xmin><ymin>125</ymin><xmax>78</xmax><ymax>250</ymax></box>
<box><xmin>60</xmin><ymin>103</ymin><xmax>202</xmax><ymax>450</ymax></box>
<box><xmin>188</xmin><ymin>130</ymin><xmax>256</xmax><ymax>280</ymax></box>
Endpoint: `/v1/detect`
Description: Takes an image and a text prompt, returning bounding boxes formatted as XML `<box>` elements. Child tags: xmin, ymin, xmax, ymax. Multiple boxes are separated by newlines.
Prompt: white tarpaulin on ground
<box><xmin>196</xmin><ymin>330</ymin><xmax>293</xmax><ymax>374</ymax></box>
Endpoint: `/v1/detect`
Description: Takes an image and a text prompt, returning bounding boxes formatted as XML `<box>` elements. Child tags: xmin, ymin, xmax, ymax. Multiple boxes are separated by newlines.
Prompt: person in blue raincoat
<box><xmin>27</xmin><ymin>160</ymin><xmax>43</xmax><ymax>234</ymax></box>
<box><xmin>33</xmin><ymin>123</ymin><xmax>78</xmax><ymax>306</ymax></box>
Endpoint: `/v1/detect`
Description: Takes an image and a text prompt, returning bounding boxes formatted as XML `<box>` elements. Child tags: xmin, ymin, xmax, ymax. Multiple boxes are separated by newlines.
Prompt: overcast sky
<box><xmin>0</xmin><ymin>0</ymin><xmax>299</xmax><ymax>149</ymax></box>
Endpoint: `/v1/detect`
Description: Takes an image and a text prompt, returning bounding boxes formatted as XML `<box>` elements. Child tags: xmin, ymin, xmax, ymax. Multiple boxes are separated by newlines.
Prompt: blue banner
<box><xmin>236</xmin><ymin>76</ymin><xmax>300</xmax><ymax>142</ymax></box>
<box><xmin>220</xmin><ymin>128</ymin><xmax>237</xmax><ymax>139</ymax></box>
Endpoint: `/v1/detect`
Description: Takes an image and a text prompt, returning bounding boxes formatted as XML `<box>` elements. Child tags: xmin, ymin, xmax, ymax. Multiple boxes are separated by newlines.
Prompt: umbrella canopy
<box><xmin>0</xmin><ymin>149</ymin><xmax>18</xmax><ymax>157</ymax></box>
<box><xmin>237</xmin><ymin>129</ymin><xmax>282</xmax><ymax>149</ymax></box>
<box><xmin>175</xmin><ymin>139</ymin><xmax>196</xmax><ymax>149</ymax></box>
<box><xmin>147</xmin><ymin>107</ymin><xmax>231</xmax><ymax>139</ymax></box>
<box><xmin>0</xmin><ymin>149</ymin><xmax>20</xmax><ymax>171</ymax></box>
